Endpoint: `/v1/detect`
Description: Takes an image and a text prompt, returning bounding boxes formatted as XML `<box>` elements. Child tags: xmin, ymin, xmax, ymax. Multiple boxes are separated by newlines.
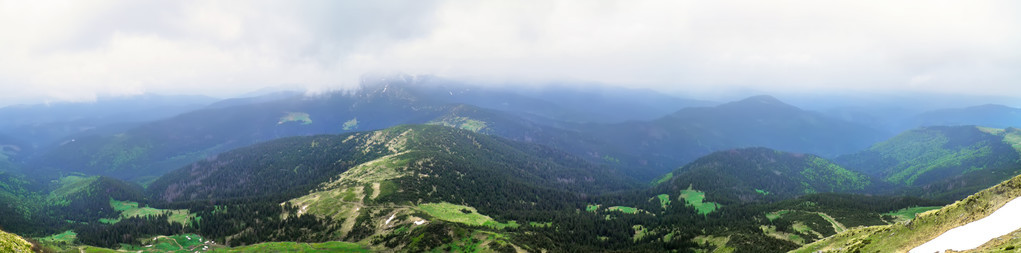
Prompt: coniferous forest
<box><xmin>2</xmin><ymin>2</ymin><xmax>1021</xmax><ymax>252</ymax></box>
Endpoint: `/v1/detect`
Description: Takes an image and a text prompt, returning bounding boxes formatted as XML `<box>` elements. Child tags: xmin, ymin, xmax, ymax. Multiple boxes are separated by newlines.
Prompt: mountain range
<box><xmin>18</xmin><ymin>80</ymin><xmax>891</xmax><ymax>183</ymax></box>
<box><xmin>0</xmin><ymin>79</ymin><xmax>1019</xmax><ymax>252</ymax></box>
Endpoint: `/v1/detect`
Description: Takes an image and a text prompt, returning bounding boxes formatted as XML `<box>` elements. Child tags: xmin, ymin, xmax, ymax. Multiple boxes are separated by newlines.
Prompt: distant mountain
<box><xmin>203</xmin><ymin>91</ymin><xmax>303</xmax><ymax>109</ymax></box>
<box><xmin>0</xmin><ymin>133</ymin><xmax>25</xmax><ymax>172</ymax></box>
<box><xmin>22</xmin><ymin>82</ymin><xmax>893</xmax><ymax>189</ymax></box>
<box><xmin>582</xmin><ymin>95</ymin><xmax>888</xmax><ymax>180</ymax></box>
<box><xmin>836</xmin><ymin>126</ymin><xmax>1021</xmax><ymax>200</ymax></box>
<box><xmin>414</xmin><ymin>83</ymin><xmax>710</xmax><ymax>123</ymax></box>
<box><xmin>653</xmin><ymin>148</ymin><xmax>878</xmax><ymax>204</ymax></box>
<box><xmin>28</xmin><ymin>92</ymin><xmax>887</xmax><ymax>183</ymax></box>
<box><xmin>517</xmin><ymin>85</ymin><xmax>716</xmax><ymax>123</ymax></box>
<box><xmin>794</xmin><ymin>173</ymin><xmax>1021</xmax><ymax>253</ymax></box>
<box><xmin>4</xmin><ymin>126</ymin><xmax>968</xmax><ymax>253</ymax></box>
<box><xmin>0</xmin><ymin>94</ymin><xmax>218</xmax><ymax>149</ymax></box>
<box><xmin>27</xmin><ymin>84</ymin><xmax>591</xmax><ymax>182</ymax></box>
<box><xmin>145</xmin><ymin>125</ymin><xmax>634</xmax><ymax>249</ymax></box>
<box><xmin>822</xmin><ymin>103</ymin><xmax>1021</xmax><ymax>133</ymax></box>
<box><xmin>371</xmin><ymin>74</ymin><xmax>713</xmax><ymax>124</ymax></box>
<box><xmin>148</xmin><ymin>125</ymin><xmax>634</xmax><ymax>204</ymax></box>
<box><xmin>823</xmin><ymin>105</ymin><xmax>919</xmax><ymax>133</ymax></box>
<box><xmin>24</xmin><ymin>77</ymin><xmax>702</xmax><ymax>183</ymax></box>
<box><xmin>661</xmin><ymin>95</ymin><xmax>885</xmax><ymax>157</ymax></box>
<box><xmin>7</xmin><ymin>81</ymin><xmax>1021</xmax><ymax>252</ymax></box>
<box><xmin>0</xmin><ymin>94</ymin><xmax>217</xmax><ymax>125</ymax></box>
<box><xmin>913</xmin><ymin>104</ymin><xmax>1021</xmax><ymax>129</ymax></box>
<box><xmin>27</xmin><ymin>83</ymin><xmax>448</xmax><ymax>181</ymax></box>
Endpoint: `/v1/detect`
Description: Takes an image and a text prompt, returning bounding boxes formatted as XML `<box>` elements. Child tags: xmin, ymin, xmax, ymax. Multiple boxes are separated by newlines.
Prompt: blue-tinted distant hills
<box><xmin>912</xmin><ymin>104</ymin><xmax>1021</xmax><ymax>129</ymax></box>
<box><xmin>0</xmin><ymin>94</ymin><xmax>218</xmax><ymax>149</ymax></box>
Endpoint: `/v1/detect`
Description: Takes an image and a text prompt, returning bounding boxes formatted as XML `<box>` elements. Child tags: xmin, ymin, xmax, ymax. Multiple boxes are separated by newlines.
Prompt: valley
<box><xmin>0</xmin><ymin>81</ymin><xmax>1018</xmax><ymax>252</ymax></box>
<box><xmin>3</xmin><ymin>2</ymin><xmax>1020</xmax><ymax>252</ymax></box>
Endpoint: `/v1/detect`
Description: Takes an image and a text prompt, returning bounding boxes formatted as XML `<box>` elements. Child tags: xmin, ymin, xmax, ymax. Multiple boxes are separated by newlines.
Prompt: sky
<box><xmin>1</xmin><ymin>0</ymin><xmax>1019</xmax><ymax>106</ymax></box>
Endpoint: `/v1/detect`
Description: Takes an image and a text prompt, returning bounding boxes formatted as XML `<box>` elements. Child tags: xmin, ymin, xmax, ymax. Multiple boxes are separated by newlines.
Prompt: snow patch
<box><xmin>385</xmin><ymin>213</ymin><xmax>396</xmax><ymax>225</ymax></box>
<box><xmin>911</xmin><ymin>197</ymin><xmax>1021</xmax><ymax>253</ymax></box>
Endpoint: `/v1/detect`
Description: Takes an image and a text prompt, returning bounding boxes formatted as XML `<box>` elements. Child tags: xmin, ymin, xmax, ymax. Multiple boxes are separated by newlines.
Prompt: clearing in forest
<box><xmin>679</xmin><ymin>186</ymin><xmax>721</xmax><ymax>215</ymax></box>
<box><xmin>278</xmin><ymin>112</ymin><xmax>312</xmax><ymax>125</ymax></box>
<box><xmin>417</xmin><ymin>202</ymin><xmax>518</xmax><ymax>229</ymax></box>
<box><xmin>884</xmin><ymin>206</ymin><xmax>942</xmax><ymax>223</ymax></box>
<box><xmin>102</xmin><ymin>199</ymin><xmax>195</xmax><ymax>226</ymax></box>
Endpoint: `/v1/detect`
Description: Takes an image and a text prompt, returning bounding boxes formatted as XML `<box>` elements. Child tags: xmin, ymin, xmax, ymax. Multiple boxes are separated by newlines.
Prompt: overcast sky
<box><xmin>1</xmin><ymin>0</ymin><xmax>1019</xmax><ymax>106</ymax></box>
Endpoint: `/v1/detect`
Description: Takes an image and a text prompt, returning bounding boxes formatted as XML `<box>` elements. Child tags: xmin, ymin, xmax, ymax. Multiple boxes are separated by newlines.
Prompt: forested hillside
<box><xmin>4</xmin><ymin>124</ymin><xmax>1014</xmax><ymax>252</ymax></box>
<box><xmin>0</xmin><ymin>171</ymin><xmax>41</xmax><ymax>235</ymax></box>
<box><xmin>0</xmin><ymin>94</ymin><xmax>217</xmax><ymax>150</ymax></box>
<box><xmin>1</xmin><ymin>80</ymin><xmax>1015</xmax><ymax>253</ymax></box>
<box><xmin>913</xmin><ymin>104</ymin><xmax>1021</xmax><ymax>129</ymax></box>
<box><xmin>3</xmin><ymin>1</ymin><xmax>1019</xmax><ymax>252</ymax></box>
<box><xmin>795</xmin><ymin>173</ymin><xmax>1021</xmax><ymax>252</ymax></box>
<box><xmin>580</xmin><ymin>95</ymin><xmax>887</xmax><ymax>180</ymax></box>
<box><xmin>654</xmin><ymin>148</ymin><xmax>879</xmax><ymax>204</ymax></box>
<box><xmin>837</xmin><ymin>126</ymin><xmax>1021</xmax><ymax>200</ymax></box>
<box><xmin>33</xmin><ymin>125</ymin><xmax>636</xmax><ymax>251</ymax></box>
<box><xmin>23</xmin><ymin>82</ymin><xmax>888</xmax><ymax>184</ymax></box>
<box><xmin>148</xmin><ymin>125</ymin><xmax>632</xmax><ymax>204</ymax></box>
<box><xmin>28</xmin><ymin>83</ymin><xmax>447</xmax><ymax>181</ymax></box>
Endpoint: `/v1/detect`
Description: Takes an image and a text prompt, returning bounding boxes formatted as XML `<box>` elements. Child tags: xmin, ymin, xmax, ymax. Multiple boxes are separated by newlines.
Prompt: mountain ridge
<box><xmin>836</xmin><ymin>125</ymin><xmax>1021</xmax><ymax>200</ymax></box>
<box><xmin>655</xmin><ymin>147</ymin><xmax>879</xmax><ymax>204</ymax></box>
<box><xmin>795</xmin><ymin>172</ymin><xmax>1021</xmax><ymax>252</ymax></box>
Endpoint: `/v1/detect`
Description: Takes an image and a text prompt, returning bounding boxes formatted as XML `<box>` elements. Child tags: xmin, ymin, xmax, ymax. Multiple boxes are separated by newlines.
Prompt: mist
<box><xmin>1</xmin><ymin>0</ymin><xmax>1019</xmax><ymax>108</ymax></box>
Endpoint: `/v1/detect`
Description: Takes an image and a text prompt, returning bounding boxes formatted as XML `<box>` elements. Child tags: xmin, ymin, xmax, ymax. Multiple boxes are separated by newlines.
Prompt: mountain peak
<box><xmin>659</xmin><ymin>147</ymin><xmax>873</xmax><ymax>203</ymax></box>
<box><xmin>736</xmin><ymin>95</ymin><xmax>785</xmax><ymax>105</ymax></box>
<box><xmin>714</xmin><ymin>95</ymin><xmax>801</xmax><ymax>112</ymax></box>
<box><xmin>968</xmin><ymin>103</ymin><xmax>1019</xmax><ymax>111</ymax></box>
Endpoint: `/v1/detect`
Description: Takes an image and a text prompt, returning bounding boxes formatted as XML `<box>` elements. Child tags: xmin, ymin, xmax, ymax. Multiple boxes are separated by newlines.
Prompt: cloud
<box><xmin>0</xmin><ymin>0</ymin><xmax>1018</xmax><ymax>106</ymax></box>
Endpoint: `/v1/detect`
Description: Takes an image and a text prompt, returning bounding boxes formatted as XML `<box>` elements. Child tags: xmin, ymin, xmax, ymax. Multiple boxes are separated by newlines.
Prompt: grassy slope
<box><xmin>278</xmin><ymin>112</ymin><xmax>313</xmax><ymax>125</ymax></box>
<box><xmin>841</xmin><ymin>126</ymin><xmax>1020</xmax><ymax>188</ymax></box>
<box><xmin>680</xmin><ymin>188</ymin><xmax>720</xmax><ymax>215</ymax></box>
<box><xmin>883</xmin><ymin>206</ymin><xmax>942</xmax><ymax>223</ymax></box>
<box><xmin>692</xmin><ymin>235</ymin><xmax>736</xmax><ymax>253</ymax></box>
<box><xmin>214</xmin><ymin>241</ymin><xmax>368</xmax><ymax>252</ymax></box>
<box><xmin>968</xmin><ymin>227</ymin><xmax>1021</xmax><ymax>252</ymax></box>
<box><xmin>1004</xmin><ymin>128</ymin><xmax>1021</xmax><ymax>153</ymax></box>
<box><xmin>38</xmin><ymin>230</ymin><xmax>76</xmax><ymax>246</ymax></box>
<box><xmin>428</xmin><ymin>116</ymin><xmax>488</xmax><ymax>133</ymax></box>
<box><xmin>46</xmin><ymin>175</ymin><xmax>98</xmax><ymax>206</ymax></box>
<box><xmin>104</xmin><ymin>199</ymin><xmax>195</xmax><ymax>226</ymax></box>
<box><xmin>607</xmin><ymin>206</ymin><xmax>641</xmax><ymax>214</ymax></box>
<box><xmin>0</xmin><ymin>229</ymin><xmax>33</xmax><ymax>253</ymax></box>
<box><xmin>76</xmin><ymin>233</ymin><xmax>369</xmax><ymax>253</ymax></box>
<box><xmin>794</xmin><ymin>174</ymin><xmax>1021</xmax><ymax>252</ymax></box>
<box><xmin>656</xmin><ymin>194</ymin><xmax>671</xmax><ymax>209</ymax></box>
<box><xmin>417</xmin><ymin>202</ymin><xmax>519</xmax><ymax>229</ymax></box>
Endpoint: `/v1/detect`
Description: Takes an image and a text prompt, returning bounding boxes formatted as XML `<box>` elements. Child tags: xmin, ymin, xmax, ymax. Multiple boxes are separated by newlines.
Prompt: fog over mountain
<box><xmin>3</xmin><ymin>1</ymin><xmax>1021</xmax><ymax>252</ymax></box>
<box><xmin>1</xmin><ymin>0</ymin><xmax>1019</xmax><ymax>107</ymax></box>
